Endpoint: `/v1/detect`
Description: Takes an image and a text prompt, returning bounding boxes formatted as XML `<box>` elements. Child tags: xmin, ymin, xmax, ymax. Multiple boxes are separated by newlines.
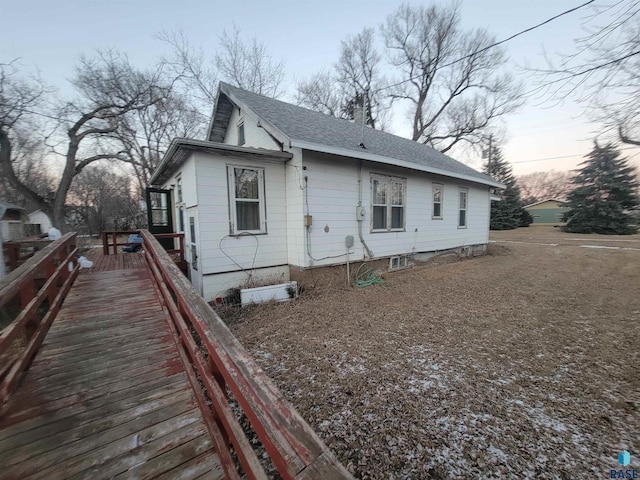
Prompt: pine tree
<box><xmin>563</xmin><ymin>142</ymin><xmax>639</xmax><ymax>234</ymax></box>
<box><xmin>484</xmin><ymin>147</ymin><xmax>527</xmax><ymax>229</ymax></box>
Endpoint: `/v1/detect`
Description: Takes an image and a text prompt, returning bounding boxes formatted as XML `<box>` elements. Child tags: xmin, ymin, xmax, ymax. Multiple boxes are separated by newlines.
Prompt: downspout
<box><xmin>357</xmin><ymin>160</ymin><xmax>374</xmax><ymax>259</ymax></box>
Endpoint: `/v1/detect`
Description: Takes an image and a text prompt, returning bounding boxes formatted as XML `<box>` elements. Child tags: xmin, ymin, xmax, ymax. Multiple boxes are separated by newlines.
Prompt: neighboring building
<box><xmin>524</xmin><ymin>199</ymin><xmax>569</xmax><ymax>225</ymax></box>
<box><xmin>0</xmin><ymin>201</ymin><xmax>26</xmax><ymax>242</ymax></box>
<box><xmin>150</xmin><ymin>82</ymin><xmax>504</xmax><ymax>300</ymax></box>
<box><xmin>26</xmin><ymin>210</ymin><xmax>53</xmax><ymax>236</ymax></box>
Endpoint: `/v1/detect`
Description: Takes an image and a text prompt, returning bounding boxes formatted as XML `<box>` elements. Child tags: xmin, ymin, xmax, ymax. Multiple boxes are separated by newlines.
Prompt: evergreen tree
<box><xmin>484</xmin><ymin>147</ymin><xmax>527</xmax><ymax>229</ymax></box>
<box><xmin>563</xmin><ymin>142</ymin><xmax>639</xmax><ymax>234</ymax></box>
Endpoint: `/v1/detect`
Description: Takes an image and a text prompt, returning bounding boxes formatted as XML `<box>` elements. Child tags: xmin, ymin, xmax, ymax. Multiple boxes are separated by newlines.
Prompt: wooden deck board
<box><xmin>0</xmin><ymin>267</ymin><xmax>222</xmax><ymax>479</ymax></box>
<box><xmin>82</xmin><ymin>250</ymin><xmax>147</xmax><ymax>272</ymax></box>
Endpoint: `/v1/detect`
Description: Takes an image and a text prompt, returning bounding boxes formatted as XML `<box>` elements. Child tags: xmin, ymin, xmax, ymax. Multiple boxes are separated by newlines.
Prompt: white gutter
<box><xmin>150</xmin><ymin>138</ymin><xmax>292</xmax><ymax>185</ymax></box>
<box><xmin>290</xmin><ymin>139</ymin><xmax>505</xmax><ymax>189</ymax></box>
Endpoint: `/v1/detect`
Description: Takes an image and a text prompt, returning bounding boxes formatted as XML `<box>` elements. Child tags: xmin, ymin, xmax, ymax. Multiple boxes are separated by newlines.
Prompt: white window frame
<box><xmin>189</xmin><ymin>215</ymin><xmax>198</xmax><ymax>271</ymax></box>
<box><xmin>432</xmin><ymin>183</ymin><xmax>444</xmax><ymax>219</ymax></box>
<box><xmin>175</xmin><ymin>175</ymin><xmax>185</xmax><ymax>233</ymax></box>
<box><xmin>176</xmin><ymin>175</ymin><xmax>183</xmax><ymax>204</ymax></box>
<box><xmin>458</xmin><ymin>188</ymin><xmax>468</xmax><ymax>228</ymax></box>
<box><xmin>227</xmin><ymin>165</ymin><xmax>267</xmax><ymax>235</ymax></box>
<box><xmin>370</xmin><ymin>174</ymin><xmax>407</xmax><ymax>232</ymax></box>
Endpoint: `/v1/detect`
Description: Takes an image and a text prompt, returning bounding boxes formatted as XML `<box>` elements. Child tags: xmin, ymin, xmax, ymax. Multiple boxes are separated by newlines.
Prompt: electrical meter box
<box><xmin>356</xmin><ymin>206</ymin><xmax>366</xmax><ymax>220</ymax></box>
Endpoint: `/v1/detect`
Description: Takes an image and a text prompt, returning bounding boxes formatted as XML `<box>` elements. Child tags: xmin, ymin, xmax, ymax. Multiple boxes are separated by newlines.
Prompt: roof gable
<box><xmin>524</xmin><ymin>198</ymin><xmax>567</xmax><ymax>208</ymax></box>
<box><xmin>209</xmin><ymin>82</ymin><xmax>502</xmax><ymax>188</ymax></box>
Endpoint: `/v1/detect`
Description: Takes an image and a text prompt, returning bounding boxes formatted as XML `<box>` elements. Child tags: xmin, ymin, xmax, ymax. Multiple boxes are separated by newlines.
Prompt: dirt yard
<box><xmin>223</xmin><ymin>227</ymin><xmax>639</xmax><ymax>479</ymax></box>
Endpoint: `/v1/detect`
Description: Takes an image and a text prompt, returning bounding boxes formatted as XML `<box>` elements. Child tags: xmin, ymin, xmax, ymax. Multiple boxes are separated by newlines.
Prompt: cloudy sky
<box><xmin>1</xmin><ymin>0</ymin><xmax>637</xmax><ymax>175</ymax></box>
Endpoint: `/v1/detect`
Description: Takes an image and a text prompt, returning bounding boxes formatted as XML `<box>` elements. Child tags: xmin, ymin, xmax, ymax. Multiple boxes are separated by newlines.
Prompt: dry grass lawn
<box><xmin>223</xmin><ymin>227</ymin><xmax>639</xmax><ymax>479</ymax></box>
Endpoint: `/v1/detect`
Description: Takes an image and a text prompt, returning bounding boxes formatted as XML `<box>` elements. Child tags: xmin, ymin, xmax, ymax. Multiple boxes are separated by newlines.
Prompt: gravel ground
<box><xmin>222</xmin><ymin>227</ymin><xmax>639</xmax><ymax>479</ymax></box>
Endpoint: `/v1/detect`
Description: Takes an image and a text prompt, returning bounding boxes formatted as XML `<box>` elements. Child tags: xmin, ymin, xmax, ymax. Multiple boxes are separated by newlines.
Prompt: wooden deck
<box><xmin>0</xmin><ymin>267</ymin><xmax>223</xmax><ymax>479</ymax></box>
<box><xmin>83</xmin><ymin>249</ymin><xmax>147</xmax><ymax>272</ymax></box>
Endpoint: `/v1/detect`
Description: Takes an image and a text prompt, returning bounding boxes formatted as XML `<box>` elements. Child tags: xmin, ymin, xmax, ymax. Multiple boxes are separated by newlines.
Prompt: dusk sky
<box><xmin>1</xmin><ymin>0</ymin><xmax>638</xmax><ymax>176</ymax></box>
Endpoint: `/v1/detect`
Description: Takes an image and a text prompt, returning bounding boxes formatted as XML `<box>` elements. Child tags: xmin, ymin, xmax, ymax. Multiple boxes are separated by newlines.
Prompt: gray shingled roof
<box><xmin>215</xmin><ymin>82</ymin><xmax>499</xmax><ymax>187</ymax></box>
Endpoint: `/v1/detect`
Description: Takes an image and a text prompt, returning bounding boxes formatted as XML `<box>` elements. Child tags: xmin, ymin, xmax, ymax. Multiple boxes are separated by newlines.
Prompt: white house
<box><xmin>150</xmin><ymin>83</ymin><xmax>504</xmax><ymax>301</ymax></box>
<box><xmin>0</xmin><ymin>201</ymin><xmax>26</xmax><ymax>242</ymax></box>
<box><xmin>26</xmin><ymin>210</ymin><xmax>53</xmax><ymax>236</ymax></box>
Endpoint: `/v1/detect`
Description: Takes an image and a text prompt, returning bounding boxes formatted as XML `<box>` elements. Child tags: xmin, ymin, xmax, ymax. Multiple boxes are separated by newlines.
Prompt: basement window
<box><xmin>390</xmin><ymin>255</ymin><xmax>409</xmax><ymax>270</ymax></box>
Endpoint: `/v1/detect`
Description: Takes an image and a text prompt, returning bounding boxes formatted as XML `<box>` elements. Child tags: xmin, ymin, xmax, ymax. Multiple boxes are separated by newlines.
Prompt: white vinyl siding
<box><xmin>227</xmin><ymin>166</ymin><xmax>266</xmax><ymax>234</ymax></box>
<box><xmin>223</xmin><ymin>108</ymin><xmax>280</xmax><ymax>149</ymax></box>
<box><xmin>371</xmin><ymin>174</ymin><xmax>406</xmax><ymax>232</ymax></box>
<box><xmin>194</xmin><ymin>152</ymin><xmax>288</xmax><ymax>279</ymax></box>
<box><xmin>301</xmin><ymin>151</ymin><xmax>490</xmax><ymax>267</ymax></box>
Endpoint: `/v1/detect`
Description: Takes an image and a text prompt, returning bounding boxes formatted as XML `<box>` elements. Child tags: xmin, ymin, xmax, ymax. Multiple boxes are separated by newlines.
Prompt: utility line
<box><xmin>442</xmin><ymin>0</ymin><xmax>596</xmax><ymax>69</ymax></box>
<box><xmin>376</xmin><ymin>0</ymin><xmax>596</xmax><ymax>93</ymax></box>
<box><xmin>524</xmin><ymin>50</ymin><xmax>640</xmax><ymax>97</ymax></box>
<box><xmin>511</xmin><ymin>146</ymin><xmax>638</xmax><ymax>164</ymax></box>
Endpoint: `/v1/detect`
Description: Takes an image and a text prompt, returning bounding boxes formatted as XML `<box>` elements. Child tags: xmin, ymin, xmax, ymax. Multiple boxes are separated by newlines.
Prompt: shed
<box><xmin>524</xmin><ymin>199</ymin><xmax>569</xmax><ymax>225</ymax></box>
<box><xmin>0</xmin><ymin>201</ymin><xmax>26</xmax><ymax>242</ymax></box>
<box><xmin>26</xmin><ymin>210</ymin><xmax>53</xmax><ymax>236</ymax></box>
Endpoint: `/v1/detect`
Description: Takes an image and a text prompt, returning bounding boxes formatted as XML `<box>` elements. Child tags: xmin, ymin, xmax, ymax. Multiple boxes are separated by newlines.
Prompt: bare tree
<box><xmin>158</xmin><ymin>28</ymin><xmax>219</xmax><ymax>110</ymax></box>
<box><xmin>159</xmin><ymin>25</ymin><xmax>286</xmax><ymax>119</ymax></box>
<box><xmin>296</xmin><ymin>70</ymin><xmax>344</xmax><ymax>118</ymax></box>
<box><xmin>1</xmin><ymin>52</ymin><xmax>170</xmax><ymax>228</ymax></box>
<box><xmin>0</xmin><ymin>61</ymin><xmax>51</xmax><ymax>206</ymax></box>
<box><xmin>68</xmin><ymin>164</ymin><xmax>142</xmax><ymax>235</ymax></box>
<box><xmin>533</xmin><ymin>1</ymin><xmax>640</xmax><ymax>146</ymax></box>
<box><xmin>336</xmin><ymin>28</ymin><xmax>390</xmax><ymax>128</ymax></box>
<box><xmin>381</xmin><ymin>2</ymin><xmax>524</xmax><ymax>153</ymax></box>
<box><xmin>216</xmin><ymin>25</ymin><xmax>285</xmax><ymax>98</ymax></box>
<box><xmin>115</xmin><ymin>90</ymin><xmax>203</xmax><ymax>193</ymax></box>
<box><xmin>296</xmin><ymin>28</ymin><xmax>390</xmax><ymax>129</ymax></box>
<box><xmin>516</xmin><ymin>170</ymin><xmax>573</xmax><ymax>205</ymax></box>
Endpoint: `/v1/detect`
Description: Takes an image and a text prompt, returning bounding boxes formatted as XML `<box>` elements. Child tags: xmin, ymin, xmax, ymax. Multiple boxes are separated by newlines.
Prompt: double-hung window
<box><xmin>432</xmin><ymin>183</ymin><xmax>443</xmax><ymax>219</ymax></box>
<box><xmin>371</xmin><ymin>174</ymin><xmax>406</xmax><ymax>232</ymax></box>
<box><xmin>228</xmin><ymin>165</ymin><xmax>266</xmax><ymax>234</ymax></box>
<box><xmin>458</xmin><ymin>188</ymin><xmax>468</xmax><ymax>228</ymax></box>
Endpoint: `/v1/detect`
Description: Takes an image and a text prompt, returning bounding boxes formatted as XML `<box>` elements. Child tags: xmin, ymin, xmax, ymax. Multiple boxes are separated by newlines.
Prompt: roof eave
<box><xmin>290</xmin><ymin>139</ymin><xmax>505</xmax><ymax>189</ymax></box>
<box><xmin>524</xmin><ymin>198</ymin><xmax>567</xmax><ymax>208</ymax></box>
<box><xmin>149</xmin><ymin>138</ymin><xmax>293</xmax><ymax>186</ymax></box>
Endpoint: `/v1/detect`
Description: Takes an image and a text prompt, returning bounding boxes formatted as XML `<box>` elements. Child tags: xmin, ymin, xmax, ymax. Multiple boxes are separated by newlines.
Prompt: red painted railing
<box><xmin>140</xmin><ymin>230</ymin><xmax>352</xmax><ymax>479</ymax></box>
<box><xmin>0</xmin><ymin>233</ymin><xmax>79</xmax><ymax>415</ymax></box>
<box><xmin>2</xmin><ymin>237</ymin><xmax>51</xmax><ymax>272</ymax></box>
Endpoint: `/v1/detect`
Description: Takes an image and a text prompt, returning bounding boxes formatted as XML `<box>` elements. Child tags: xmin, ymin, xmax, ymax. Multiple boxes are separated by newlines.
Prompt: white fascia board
<box><xmin>290</xmin><ymin>139</ymin><xmax>505</xmax><ymax>189</ymax></box>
